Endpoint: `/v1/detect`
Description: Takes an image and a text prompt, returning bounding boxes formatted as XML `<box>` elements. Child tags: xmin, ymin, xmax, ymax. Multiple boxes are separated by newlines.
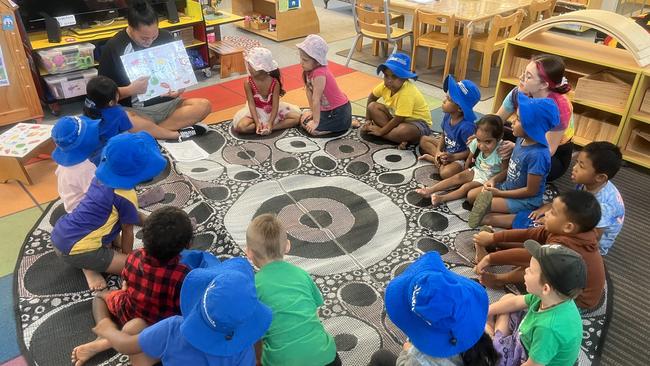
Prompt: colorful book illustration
<box><xmin>121</xmin><ymin>40</ymin><xmax>198</xmax><ymax>102</ymax></box>
<box><xmin>0</xmin><ymin>123</ymin><xmax>53</xmax><ymax>158</ymax></box>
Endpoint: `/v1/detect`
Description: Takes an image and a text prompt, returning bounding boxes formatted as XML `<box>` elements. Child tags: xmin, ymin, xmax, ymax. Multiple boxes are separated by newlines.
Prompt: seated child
<box><xmin>297</xmin><ymin>34</ymin><xmax>353</xmax><ymax>135</ymax></box>
<box><xmin>51</xmin><ymin>132</ymin><xmax>167</xmax><ymax>292</ymax></box>
<box><xmin>90</xmin><ymin>258</ymin><xmax>272</xmax><ymax>366</ymax></box>
<box><xmin>245</xmin><ymin>214</ymin><xmax>340</xmax><ymax>366</ymax></box>
<box><xmin>416</xmin><ymin>114</ymin><xmax>507</xmax><ymax>206</ymax></box>
<box><xmin>419</xmin><ymin>75</ymin><xmax>480</xmax><ymax>179</ymax></box>
<box><xmin>51</xmin><ymin>116</ymin><xmax>99</xmax><ymax>213</ymax></box>
<box><xmin>363</xmin><ymin>53</ymin><xmax>434</xmax><ymax>149</ymax></box>
<box><xmin>71</xmin><ymin>206</ymin><xmax>193</xmax><ymax>365</ymax></box>
<box><xmin>474</xmin><ymin>190</ymin><xmax>605</xmax><ymax>310</ymax></box>
<box><xmin>518</xmin><ymin>141</ymin><xmax>625</xmax><ymax>255</ymax></box>
<box><xmin>466</xmin><ymin>93</ymin><xmax>559</xmax><ymax>229</ymax></box>
<box><xmin>487</xmin><ymin>241</ymin><xmax>586</xmax><ymax>366</ymax></box>
<box><xmin>232</xmin><ymin>47</ymin><xmax>301</xmax><ymax>135</ymax></box>
<box><xmin>369</xmin><ymin>251</ymin><xmax>498</xmax><ymax>366</ymax></box>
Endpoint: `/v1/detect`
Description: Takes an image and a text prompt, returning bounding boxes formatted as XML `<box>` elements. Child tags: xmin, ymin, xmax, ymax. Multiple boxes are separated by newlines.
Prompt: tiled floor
<box><xmin>0</xmin><ymin>3</ymin><xmax>493</xmax><ymax>363</ymax></box>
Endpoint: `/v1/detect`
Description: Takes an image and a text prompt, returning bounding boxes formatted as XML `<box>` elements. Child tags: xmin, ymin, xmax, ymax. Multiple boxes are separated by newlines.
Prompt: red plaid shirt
<box><xmin>114</xmin><ymin>249</ymin><xmax>190</xmax><ymax>325</ymax></box>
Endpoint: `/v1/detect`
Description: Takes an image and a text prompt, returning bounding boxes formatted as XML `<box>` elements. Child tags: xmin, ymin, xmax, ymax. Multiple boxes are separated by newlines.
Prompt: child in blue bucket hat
<box><xmin>52</xmin><ymin>115</ymin><xmax>100</xmax><ymax>213</ymax></box>
<box><xmin>51</xmin><ymin>131</ymin><xmax>167</xmax><ymax>292</ymax></box>
<box><xmin>467</xmin><ymin>93</ymin><xmax>560</xmax><ymax>229</ymax></box>
<box><xmin>91</xmin><ymin>257</ymin><xmax>272</xmax><ymax>365</ymax></box>
<box><xmin>363</xmin><ymin>53</ymin><xmax>433</xmax><ymax>149</ymax></box>
<box><xmin>369</xmin><ymin>251</ymin><xmax>498</xmax><ymax>366</ymax></box>
<box><xmin>420</xmin><ymin>75</ymin><xmax>481</xmax><ymax>180</ymax></box>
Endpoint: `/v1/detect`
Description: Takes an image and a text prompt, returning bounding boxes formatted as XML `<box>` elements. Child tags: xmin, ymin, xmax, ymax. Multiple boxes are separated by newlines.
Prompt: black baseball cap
<box><xmin>524</xmin><ymin>240</ymin><xmax>587</xmax><ymax>297</ymax></box>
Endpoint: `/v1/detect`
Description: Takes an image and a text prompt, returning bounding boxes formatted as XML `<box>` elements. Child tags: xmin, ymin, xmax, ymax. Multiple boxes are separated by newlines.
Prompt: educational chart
<box><xmin>121</xmin><ymin>40</ymin><xmax>198</xmax><ymax>102</ymax></box>
<box><xmin>0</xmin><ymin>46</ymin><xmax>9</xmax><ymax>87</ymax></box>
<box><xmin>0</xmin><ymin>123</ymin><xmax>52</xmax><ymax>158</ymax></box>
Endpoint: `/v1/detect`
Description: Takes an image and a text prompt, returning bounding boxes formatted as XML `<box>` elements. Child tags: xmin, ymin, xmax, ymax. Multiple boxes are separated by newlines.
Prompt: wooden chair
<box><xmin>469</xmin><ymin>9</ymin><xmax>525</xmax><ymax>87</ymax></box>
<box><xmin>523</xmin><ymin>0</ymin><xmax>557</xmax><ymax>30</ymax></box>
<box><xmin>345</xmin><ymin>0</ymin><xmax>412</xmax><ymax>66</ymax></box>
<box><xmin>410</xmin><ymin>11</ymin><xmax>461</xmax><ymax>82</ymax></box>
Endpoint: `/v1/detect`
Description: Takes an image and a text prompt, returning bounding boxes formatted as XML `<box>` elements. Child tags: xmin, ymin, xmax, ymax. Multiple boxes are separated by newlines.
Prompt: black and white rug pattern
<box><xmin>14</xmin><ymin>121</ymin><xmax>609</xmax><ymax>366</ymax></box>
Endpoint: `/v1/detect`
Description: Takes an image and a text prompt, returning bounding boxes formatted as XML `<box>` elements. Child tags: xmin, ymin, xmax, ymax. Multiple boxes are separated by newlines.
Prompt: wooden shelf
<box><xmin>234</xmin><ymin>21</ymin><xmax>279</xmax><ymax>40</ymax></box>
<box><xmin>570</xmin><ymin>97</ymin><xmax>626</xmax><ymax>116</ymax></box>
<box><xmin>231</xmin><ymin>0</ymin><xmax>319</xmax><ymax>41</ymax></box>
<box><xmin>572</xmin><ymin>135</ymin><xmax>591</xmax><ymax>147</ymax></box>
<box><xmin>500</xmin><ymin>77</ymin><xmax>519</xmax><ymax>86</ymax></box>
<box><xmin>185</xmin><ymin>39</ymin><xmax>207</xmax><ymax>48</ymax></box>
<box><xmin>204</xmin><ymin>11</ymin><xmax>244</xmax><ymax>26</ymax></box>
<box><xmin>631</xmin><ymin>111</ymin><xmax>650</xmax><ymax>125</ymax></box>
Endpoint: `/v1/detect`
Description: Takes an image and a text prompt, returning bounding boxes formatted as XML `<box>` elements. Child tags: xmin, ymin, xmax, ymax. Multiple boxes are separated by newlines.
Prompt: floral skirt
<box><xmin>493</xmin><ymin>310</ymin><xmax>528</xmax><ymax>366</ymax></box>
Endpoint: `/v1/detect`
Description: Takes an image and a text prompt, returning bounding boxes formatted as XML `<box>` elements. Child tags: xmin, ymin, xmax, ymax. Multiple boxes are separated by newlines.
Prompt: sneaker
<box><xmin>178</xmin><ymin>124</ymin><xmax>207</xmax><ymax>141</ymax></box>
<box><xmin>468</xmin><ymin>191</ymin><xmax>493</xmax><ymax>228</ymax></box>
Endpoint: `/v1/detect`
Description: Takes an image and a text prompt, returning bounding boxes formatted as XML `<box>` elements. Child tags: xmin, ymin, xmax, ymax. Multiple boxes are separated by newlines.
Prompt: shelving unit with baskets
<box><xmin>25</xmin><ymin>0</ymin><xmax>210</xmax><ymax>114</ymax></box>
<box><xmin>230</xmin><ymin>0</ymin><xmax>319</xmax><ymax>41</ymax></box>
<box><xmin>492</xmin><ymin>31</ymin><xmax>650</xmax><ymax>167</ymax></box>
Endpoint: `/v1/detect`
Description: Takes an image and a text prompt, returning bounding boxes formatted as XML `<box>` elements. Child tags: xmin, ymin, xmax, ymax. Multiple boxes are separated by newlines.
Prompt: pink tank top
<box><xmin>306</xmin><ymin>66</ymin><xmax>348</xmax><ymax>111</ymax></box>
<box><xmin>249</xmin><ymin>76</ymin><xmax>277</xmax><ymax>114</ymax></box>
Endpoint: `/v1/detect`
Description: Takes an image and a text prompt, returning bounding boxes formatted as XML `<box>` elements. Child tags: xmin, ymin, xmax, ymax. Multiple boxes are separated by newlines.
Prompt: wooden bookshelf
<box><xmin>493</xmin><ymin>30</ymin><xmax>650</xmax><ymax>168</ymax></box>
<box><xmin>231</xmin><ymin>0</ymin><xmax>319</xmax><ymax>41</ymax></box>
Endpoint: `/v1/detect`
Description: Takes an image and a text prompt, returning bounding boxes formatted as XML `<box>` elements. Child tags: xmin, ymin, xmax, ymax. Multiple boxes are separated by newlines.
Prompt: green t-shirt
<box><xmin>519</xmin><ymin>294</ymin><xmax>582</xmax><ymax>366</ymax></box>
<box><xmin>255</xmin><ymin>261</ymin><xmax>336</xmax><ymax>366</ymax></box>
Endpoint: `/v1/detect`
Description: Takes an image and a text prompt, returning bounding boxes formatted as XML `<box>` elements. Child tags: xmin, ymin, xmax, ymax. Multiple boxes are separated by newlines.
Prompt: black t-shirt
<box><xmin>98</xmin><ymin>29</ymin><xmax>174</xmax><ymax>107</ymax></box>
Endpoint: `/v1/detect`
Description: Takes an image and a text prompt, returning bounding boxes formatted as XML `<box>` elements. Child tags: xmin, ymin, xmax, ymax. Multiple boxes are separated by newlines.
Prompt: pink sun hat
<box><xmin>296</xmin><ymin>34</ymin><xmax>328</xmax><ymax>66</ymax></box>
<box><xmin>245</xmin><ymin>47</ymin><xmax>279</xmax><ymax>72</ymax></box>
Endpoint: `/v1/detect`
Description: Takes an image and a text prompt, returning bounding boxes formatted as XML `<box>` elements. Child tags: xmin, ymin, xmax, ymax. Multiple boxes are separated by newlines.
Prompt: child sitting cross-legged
<box><xmin>487</xmin><ymin>241</ymin><xmax>587</xmax><ymax>366</ymax></box>
<box><xmin>419</xmin><ymin>75</ymin><xmax>481</xmax><ymax>179</ymax></box>
<box><xmin>474</xmin><ymin>190</ymin><xmax>606</xmax><ymax>310</ymax></box>
<box><xmin>362</xmin><ymin>53</ymin><xmax>434</xmax><ymax>149</ymax></box>
<box><xmin>516</xmin><ymin>141</ymin><xmax>625</xmax><ymax>256</ymax></box>
<box><xmin>90</xmin><ymin>258</ymin><xmax>272</xmax><ymax>366</ymax></box>
<box><xmin>466</xmin><ymin>93</ymin><xmax>559</xmax><ymax>229</ymax></box>
<box><xmin>71</xmin><ymin>206</ymin><xmax>193</xmax><ymax>366</ymax></box>
<box><xmin>51</xmin><ymin>132</ymin><xmax>167</xmax><ymax>292</ymax></box>
<box><xmin>416</xmin><ymin>114</ymin><xmax>508</xmax><ymax>206</ymax></box>
<box><xmin>232</xmin><ymin>47</ymin><xmax>301</xmax><ymax>135</ymax></box>
<box><xmin>245</xmin><ymin>214</ymin><xmax>340</xmax><ymax>366</ymax></box>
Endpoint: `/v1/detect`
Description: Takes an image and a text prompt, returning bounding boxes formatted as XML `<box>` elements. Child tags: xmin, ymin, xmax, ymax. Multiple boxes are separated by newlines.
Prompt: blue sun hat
<box><xmin>443</xmin><ymin>75</ymin><xmax>481</xmax><ymax>122</ymax></box>
<box><xmin>377</xmin><ymin>53</ymin><xmax>418</xmax><ymax>80</ymax></box>
<box><xmin>180</xmin><ymin>257</ymin><xmax>272</xmax><ymax>356</ymax></box>
<box><xmin>517</xmin><ymin>92</ymin><xmax>560</xmax><ymax>147</ymax></box>
<box><xmin>95</xmin><ymin>131</ymin><xmax>167</xmax><ymax>189</ymax></box>
<box><xmin>51</xmin><ymin>115</ymin><xmax>100</xmax><ymax>167</ymax></box>
<box><xmin>385</xmin><ymin>251</ymin><xmax>488</xmax><ymax>358</ymax></box>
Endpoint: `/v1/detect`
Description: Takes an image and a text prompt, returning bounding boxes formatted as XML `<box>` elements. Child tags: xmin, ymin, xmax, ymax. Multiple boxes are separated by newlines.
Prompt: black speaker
<box><xmin>165</xmin><ymin>0</ymin><xmax>180</xmax><ymax>24</ymax></box>
<box><xmin>40</xmin><ymin>12</ymin><xmax>61</xmax><ymax>43</ymax></box>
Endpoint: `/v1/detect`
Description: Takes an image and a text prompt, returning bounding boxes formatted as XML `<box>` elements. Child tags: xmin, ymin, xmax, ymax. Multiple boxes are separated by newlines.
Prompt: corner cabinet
<box><xmin>231</xmin><ymin>0</ymin><xmax>320</xmax><ymax>41</ymax></box>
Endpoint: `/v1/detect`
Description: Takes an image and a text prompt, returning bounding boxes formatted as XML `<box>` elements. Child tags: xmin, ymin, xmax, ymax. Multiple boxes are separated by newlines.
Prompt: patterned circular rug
<box><xmin>14</xmin><ymin>121</ymin><xmax>610</xmax><ymax>365</ymax></box>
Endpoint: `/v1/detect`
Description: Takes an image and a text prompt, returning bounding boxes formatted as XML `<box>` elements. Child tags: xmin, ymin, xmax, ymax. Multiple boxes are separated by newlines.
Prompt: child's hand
<box><xmin>300</xmin><ymin>110</ymin><xmax>313</xmax><ymax>124</ymax></box>
<box><xmin>466</xmin><ymin>134</ymin><xmax>477</xmax><ymax>146</ymax></box>
<box><xmin>402</xmin><ymin>341</ymin><xmax>413</xmax><ymax>351</ymax></box>
<box><xmin>528</xmin><ymin>208</ymin><xmax>546</xmax><ymax>221</ymax></box>
<box><xmin>92</xmin><ymin>318</ymin><xmax>118</xmax><ymax>337</ymax></box>
<box><xmin>435</xmin><ymin>152</ymin><xmax>449</xmax><ymax>166</ymax></box>
<box><xmin>305</xmin><ymin>120</ymin><xmax>319</xmax><ymax>134</ymax></box>
<box><xmin>474</xmin><ymin>255</ymin><xmax>491</xmax><ymax>274</ymax></box>
<box><xmin>482</xmin><ymin>183</ymin><xmax>501</xmax><ymax>196</ymax></box>
<box><xmin>497</xmin><ymin>140</ymin><xmax>515</xmax><ymax>160</ymax></box>
<box><xmin>473</xmin><ymin>231</ymin><xmax>494</xmax><ymax>247</ymax></box>
<box><xmin>365</xmin><ymin>123</ymin><xmax>384</xmax><ymax>136</ymax></box>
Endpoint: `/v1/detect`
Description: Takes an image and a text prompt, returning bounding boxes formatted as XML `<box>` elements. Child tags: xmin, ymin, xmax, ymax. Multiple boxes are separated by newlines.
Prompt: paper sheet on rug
<box><xmin>159</xmin><ymin>140</ymin><xmax>209</xmax><ymax>162</ymax></box>
<box><xmin>120</xmin><ymin>40</ymin><xmax>197</xmax><ymax>102</ymax></box>
<box><xmin>0</xmin><ymin>123</ymin><xmax>52</xmax><ymax>157</ymax></box>
<box><xmin>0</xmin><ymin>46</ymin><xmax>10</xmax><ymax>87</ymax></box>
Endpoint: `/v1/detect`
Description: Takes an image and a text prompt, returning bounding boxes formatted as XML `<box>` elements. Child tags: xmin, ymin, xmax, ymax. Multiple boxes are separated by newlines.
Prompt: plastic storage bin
<box><xmin>44</xmin><ymin>68</ymin><xmax>98</xmax><ymax>99</ymax></box>
<box><xmin>37</xmin><ymin>43</ymin><xmax>96</xmax><ymax>75</ymax></box>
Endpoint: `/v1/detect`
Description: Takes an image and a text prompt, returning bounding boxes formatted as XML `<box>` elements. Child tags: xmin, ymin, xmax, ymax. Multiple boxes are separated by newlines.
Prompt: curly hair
<box><xmin>142</xmin><ymin>206</ymin><xmax>193</xmax><ymax>263</ymax></box>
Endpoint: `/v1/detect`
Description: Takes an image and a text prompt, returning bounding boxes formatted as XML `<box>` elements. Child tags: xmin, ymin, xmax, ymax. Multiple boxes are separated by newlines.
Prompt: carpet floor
<box><xmin>14</xmin><ymin>122</ymin><xmax>609</xmax><ymax>366</ymax></box>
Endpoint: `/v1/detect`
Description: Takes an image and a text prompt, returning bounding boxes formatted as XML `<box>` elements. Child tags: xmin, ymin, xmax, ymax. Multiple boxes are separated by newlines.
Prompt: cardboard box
<box><xmin>640</xmin><ymin>89</ymin><xmax>650</xmax><ymax>114</ymax></box>
<box><xmin>626</xmin><ymin>128</ymin><xmax>650</xmax><ymax>156</ymax></box>
<box><xmin>574</xmin><ymin>71</ymin><xmax>632</xmax><ymax>109</ymax></box>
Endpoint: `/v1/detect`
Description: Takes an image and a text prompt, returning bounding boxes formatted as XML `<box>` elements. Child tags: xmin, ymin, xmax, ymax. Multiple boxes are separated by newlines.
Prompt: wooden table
<box><xmin>389</xmin><ymin>0</ymin><xmax>531</xmax><ymax>79</ymax></box>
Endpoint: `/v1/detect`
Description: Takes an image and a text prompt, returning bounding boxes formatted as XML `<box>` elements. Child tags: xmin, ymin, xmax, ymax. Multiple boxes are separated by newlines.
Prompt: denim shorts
<box><xmin>503</xmin><ymin>196</ymin><xmax>543</xmax><ymax>214</ymax></box>
<box><xmin>407</xmin><ymin>120</ymin><xmax>432</xmax><ymax>137</ymax></box>
<box><xmin>317</xmin><ymin>101</ymin><xmax>352</xmax><ymax>133</ymax></box>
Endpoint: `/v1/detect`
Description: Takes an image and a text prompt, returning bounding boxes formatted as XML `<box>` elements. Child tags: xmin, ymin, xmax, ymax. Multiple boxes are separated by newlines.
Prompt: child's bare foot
<box><xmin>474</xmin><ymin>242</ymin><xmax>489</xmax><ymax>264</ymax></box>
<box><xmin>71</xmin><ymin>338</ymin><xmax>109</xmax><ymax>366</ymax></box>
<box><xmin>430</xmin><ymin>194</ymin><xmax>446</xmax><ymax>207</ymax></box>
<box><xmin>351</xmin><ymin>118</ymin><xmax>362</xmax><ymax>129</ymax></box>
<box><xmin>82</xmin><ymin>269</ymin><xmax>106</xmax><ymax>292</ymax></box>
<box><xmin>398</xmin><ymin>141</ymin><xmax>408</xmax><ymax>150</ymax></box>
<box><xmin>360</xmin><ymin>122</ymin><xmax>373</xmax><ymax>133</ymax></box>
<box><xmin>478</xmin><ymin>271</ymin><xmax>506</xmax><ymax>289</ymax></box>
<box><xmin>418</xmin><ymin>154</ymin><xmax>436</xmax><ymax>163</ymax></box>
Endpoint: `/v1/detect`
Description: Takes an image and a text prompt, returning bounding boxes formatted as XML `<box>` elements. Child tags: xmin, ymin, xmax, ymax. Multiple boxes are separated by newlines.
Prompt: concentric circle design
<box><xmin>413</xmin><ymin>165</ymin><xmax>440</xmax><ymax>187</ymax></box>
<box><xmin>222</xmin><ymin>142</ymin><xmax>270</xmax><ymax>165</ymax></box>
<box><xmin>276</xmin><ymin>137</ymin><xmax>320</xmax><ymax>153</ymax></box>
<box><xmin>325</xmin><ymin>139</ymin><xmax>369</xmax><ymax>159</ymax></box>
<box><xmin>224</xmin><ymin>175</ymin><xmax>406</xmax><ymax>275</ymax></box>
<box><xmin>323</xmin><ymin>316</ymin><xmax>381</xmax><ymax>364</ymax></box>
<box><xmin>176</xmin><ymin>160</ymin><xmax>224</xmax><ymax>181</ymax></box>
<box><xmin>311</xmin><ymin>154</ymin><xmax>337</xmax><ymax>171</ymax></box>
<box><xmin>373</xmin><ymin>149</ymin><xmax>417</xmax><ymax>170</ymax></box>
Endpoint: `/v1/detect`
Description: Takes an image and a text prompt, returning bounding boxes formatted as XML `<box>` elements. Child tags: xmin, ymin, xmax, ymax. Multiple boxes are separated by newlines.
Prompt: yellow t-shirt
<box><xmin>372</xmin><ymin>81</ymin><xmax>432</xmax><ymax>126</ymax></box>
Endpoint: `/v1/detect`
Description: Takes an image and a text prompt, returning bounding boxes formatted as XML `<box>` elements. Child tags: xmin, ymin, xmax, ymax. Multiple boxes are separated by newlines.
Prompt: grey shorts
<box><xmin>54</xmin><ymin>246</ymin><xmax>115</xmax><ymax>272</ymax></box>
<box><xmin>407</xmin><ymin>119</ymin><xmax>432</xmax><ymax>137</ymax></box>
<box><xmin>126</xmin><ymin>98</ymin><xmax>183</xmax><ymax>124</ymax></box>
